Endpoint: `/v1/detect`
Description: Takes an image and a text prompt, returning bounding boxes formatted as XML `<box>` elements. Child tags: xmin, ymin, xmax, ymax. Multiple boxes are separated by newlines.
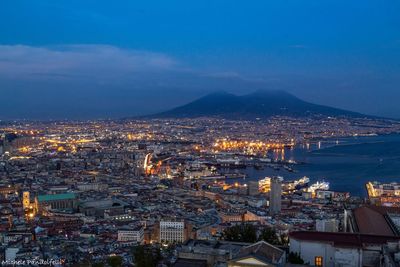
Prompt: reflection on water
<box><xmin>239</xmin><ymin>134</ymin><xmax>400</xmax><ymax>196</ymax></box>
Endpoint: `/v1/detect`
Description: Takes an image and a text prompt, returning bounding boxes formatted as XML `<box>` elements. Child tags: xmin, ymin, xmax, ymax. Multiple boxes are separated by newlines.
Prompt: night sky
<box><xmin>0</xmin><ymin>1</ymin><xmax>399</xmax><ymax>119</ymax></box>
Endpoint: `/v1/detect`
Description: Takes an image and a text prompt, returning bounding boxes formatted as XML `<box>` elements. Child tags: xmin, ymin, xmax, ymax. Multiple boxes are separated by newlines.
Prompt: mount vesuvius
<box><xmin>147</xmin><ymin>90</ymin><xmax>366</xmax><ymax>120</ymax></box>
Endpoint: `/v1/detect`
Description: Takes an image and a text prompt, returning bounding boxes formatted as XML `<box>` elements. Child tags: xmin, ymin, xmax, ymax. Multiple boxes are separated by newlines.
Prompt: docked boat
<box><xmin>283</xmin><ymin>165</ymin><xmax>294</xmax><ymax>172</ymax></box>
<box><xmin>282</xmin><ymin>176</ymin><xmax>310</xmax><ymax>191</ymax></box>
<box><xmin>259</xmin><ymin>177</ymin><xmax>271</xmax><ymax>192</ymax></box>
<box><xmin>224</xmin><ymin>173</ymin><xmax>246</xmax><ymax>179</ymax></box>
<box><xmin>254</xmin><ymin>163</ymin><xmax>264</xmax><ymax>170</ymax></box>
<box><xmin>199</xmin><ymin>175</ymin><xmax>226</xmax><ymax>180</ymax></box>
<box><xmin>308</xmin><ymin>181</ymin><xmax>330</xmax><ymax>193</ymax></box>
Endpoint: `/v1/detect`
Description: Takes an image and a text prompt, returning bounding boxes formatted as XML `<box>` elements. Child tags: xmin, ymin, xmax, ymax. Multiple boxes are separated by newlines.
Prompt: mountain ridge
<box><xmin>145</xmin><ymin>90</ymin><xmax>368</xmax><ymax>120</ymax></box>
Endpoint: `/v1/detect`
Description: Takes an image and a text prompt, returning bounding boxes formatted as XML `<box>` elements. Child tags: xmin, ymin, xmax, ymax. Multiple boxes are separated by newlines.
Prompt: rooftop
<box><xmin>37</xmin><ymin>193</ymin><xmax>76</xmax><ymax>202</ymax></box>
<box><xmin>354</xmin><ymin>205</ymin><xmax>400</xmax><ymax>236</ymax></box>
<box><xmin>290</xmin><ymin>231</ymin><xmax>400</xmax><ymax>248</ymax></box>
<box><xmin>173</xmin><ymin>258</ymin><xmax>207</xmax><ymax>267</ymax></box>
<box><xmin>232</xmin><ymin>241</ymin><xmax>285</xmax><ymax>264</ymax></box>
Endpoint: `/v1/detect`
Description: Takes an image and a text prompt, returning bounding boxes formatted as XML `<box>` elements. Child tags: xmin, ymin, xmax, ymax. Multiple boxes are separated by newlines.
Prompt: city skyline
<box><xmin>1</xmin><ymin>1</ymin><xmax>400</xmax><ymax>119</ymax></box>
<box><xmin>1</xmin><ymin>2</ymin><xmax>400</xmax><ymax>266</ymax></box>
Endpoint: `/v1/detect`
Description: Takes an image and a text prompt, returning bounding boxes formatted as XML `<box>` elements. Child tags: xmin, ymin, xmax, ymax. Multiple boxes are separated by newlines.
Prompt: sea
<box><xmin>230</xmin><ymin>134</ymin><xmax>400</xmax><ymax>197</ymax></box>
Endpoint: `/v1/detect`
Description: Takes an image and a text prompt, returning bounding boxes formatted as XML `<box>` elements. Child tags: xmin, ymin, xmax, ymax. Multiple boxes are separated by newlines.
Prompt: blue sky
<box><xmin>0</xmin><ymin>0</ymin><xmax>399</xmax><ymax>119</ymax></box>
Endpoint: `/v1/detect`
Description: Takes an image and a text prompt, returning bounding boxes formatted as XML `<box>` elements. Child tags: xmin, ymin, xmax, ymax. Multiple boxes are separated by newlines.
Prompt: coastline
<box><xmin>224</xmin><ymin>133</ymin><xmax>400</xmax><ymax>197</ymax></box>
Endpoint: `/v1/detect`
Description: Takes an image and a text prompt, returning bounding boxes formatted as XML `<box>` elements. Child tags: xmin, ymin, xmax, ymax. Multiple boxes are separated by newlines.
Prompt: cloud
<box><xmin>201</xmin><ymin>71</ymin><xmax>270</xmax><ymax>84</ymax></box>
<box><xmin>0</xmin><ymin>44</ymin><xmax>399</xmax><ymax>119</ymax></box>
<box><xmin>0</xmin><ymin>44</ymin><xmax>178</xmax><ymax>80</ymax></box>
<box><xmin>0</xmin><ymin>44</ymin><xmax>274</xmax><ymax>119</ymax></box>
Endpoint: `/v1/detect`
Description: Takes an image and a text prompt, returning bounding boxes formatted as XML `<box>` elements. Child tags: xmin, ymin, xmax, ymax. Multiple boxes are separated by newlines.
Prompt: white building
<box><xmin>159</xmin><ymin>220</ymin><xmax>185</xmax><ymax>243</ymax></box>
<box><xmin>290</xmin><ymin>231</ymin><xmax>400</xmax><ymax>267</ymax></box>
<box><xmin>117</xmin><ymin>226</ymin><xmax>144</xmax><ymax>243</ymax></box>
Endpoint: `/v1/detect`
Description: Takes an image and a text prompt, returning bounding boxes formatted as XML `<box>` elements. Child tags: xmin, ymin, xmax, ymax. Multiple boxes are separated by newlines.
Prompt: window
<box><xmin>315</xmin><ymin>256</ymin><xmax>323</xmax><ymax>266</ymax></box>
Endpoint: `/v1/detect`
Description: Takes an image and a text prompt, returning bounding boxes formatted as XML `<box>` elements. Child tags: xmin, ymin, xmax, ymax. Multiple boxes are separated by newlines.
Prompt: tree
<box><xmin>133</xmin><ymin>245</ymin><xmax>146</xmax><ymax>267</ymax></box>
<box><xmin>107</xmin><ymin>256</ymin><xmax>123</xmax><ymax>267</ymax></box>
<box><xmin>288</xmin><ymin>252</ymin><xmax>304</xmax><ymax>264</ymax></box>
<box><xmin>223</xmin><ymin>224</ymin><xmax>257</xmax><ymax>243</ymax></box>
<box><xmin>280</xmin><ymin>233</ymin><xmax>289</xmax><ymax>246</ymax></box>
<box><xmin>258</xmin><ymin>227</ymin><xmax>281</xmax><ymax>245</ymax></box>
<box><xmin>92</xmin><ymin>263</ymin><xmax>105</xmax><ymax>267</ymax></box>
<box><xmin>133</xmin><ymin>245</ymin><xmax>161</xmax><ymax>267</ymax></box>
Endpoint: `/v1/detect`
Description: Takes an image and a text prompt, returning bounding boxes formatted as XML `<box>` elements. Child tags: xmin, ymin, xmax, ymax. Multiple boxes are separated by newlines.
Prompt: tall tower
<box><xmin>269</xmin><ymin>177</ymin><xmax>282</xmax><ymax>215</ymax></box>
<box><xmin>23</xmin><ymin>191</ymin><xmax>30</xmax><ymax>209</ymax></box>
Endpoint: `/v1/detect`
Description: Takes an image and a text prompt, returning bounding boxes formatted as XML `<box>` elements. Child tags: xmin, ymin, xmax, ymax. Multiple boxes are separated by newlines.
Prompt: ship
<box><xmin>259</xmin><ymin>177</ymin><xmax>271</xmax><ymax>192</ymax></box>
<box><xmin>199</xmin><ymin>175</ymin><xmax>226</xmax><ymax>180</ymax></box>
<box><xmin>259</xmin><ymin>176</ymin><xmax>313</xmax><ymax>193</ymax></box>
<box><xmin>308</xmin><ymin>181</ymin><xmax>330</xmax><ymax>193</ymax></box>
<box><xmin>224</xmin><ymin>173</ymin><xmax>246</xmax><ymax>179</ymax></box>
<box><xmin>259</xmin><ymin>157</ymin><xmax>272</xmax><ymax>163</ymax></box>
<box><xmin>282</xmin><ymin>176</ymin><xmax>310</xmax><ymax>191</ymax></box>
<box><xmin>254</xmin><ymin>163</ymin><xmax>264</xmax><ymax>170</ymax></box>
<box><xmin>216</xmin><ymin>158</ymin><xmax>246</xmax><ymax>168</ymax></box>
<box><xmin>283</xmin><ymin>165</ymin><xmax>294</xmax><ymax>172</ymax></box>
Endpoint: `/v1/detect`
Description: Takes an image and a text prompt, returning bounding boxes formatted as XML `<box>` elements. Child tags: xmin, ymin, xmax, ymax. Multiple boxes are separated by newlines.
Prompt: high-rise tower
<box><xmin>269</xmin><ymin>177</ymin><xmax>282</xmax><ymax>215</ymax></box>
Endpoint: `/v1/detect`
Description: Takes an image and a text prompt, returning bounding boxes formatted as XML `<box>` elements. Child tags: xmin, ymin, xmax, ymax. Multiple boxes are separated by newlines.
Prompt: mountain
<box><xmin>147</xmin><ymin>90</ymin><xmax>366</xmax><ymax>120</ymax></box>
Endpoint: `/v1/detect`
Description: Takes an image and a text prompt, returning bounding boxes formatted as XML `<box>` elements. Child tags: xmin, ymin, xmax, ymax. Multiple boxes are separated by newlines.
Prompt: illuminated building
<box><xmin>366</xmin><ymin>181</ymin><xmax>400</xmax><ymax>206</ymax></box>
<box><xmin>259</xmin><ymin>177</ymin><xmax>271</xmax><ymax>193</ymax></box>
<box><xmin>219</xmin><ymin>210</ymin><xmax>246</xmax><ymax>223</ymax></box>
<box><xmin>22</xmin><ymin>191</ymin><xmax>30</xmax><ymax>209</ymax></box>
<box><xmin>0</xmin><ymin>186</ymin><xmax>17</xmax><ymax>196</ymax></box>
<box><xmin>366</xmin><ymin>181</ymin><xmax>400</xmax><ymax>197</ymax></box>
<box><xmin>290</xmin><ymin>231</ymin><xmax>400</xmax><ymax>267</ymax></box>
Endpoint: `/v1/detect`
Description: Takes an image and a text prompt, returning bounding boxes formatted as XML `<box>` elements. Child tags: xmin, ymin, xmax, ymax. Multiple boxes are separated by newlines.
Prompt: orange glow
<box><xmin>212</xmin><ymin>139</ymin><xmax>292</xmax><ymax>153</ymax></box>
<box><xmin>18</xmin><ymin>146</ymin><xmax>31</xmax><ymax>153</ymax></box>
<box><xmin>72</xmin><ymin>139</ymin><xmax>95</xmax><ymax>144</ymax></box>
<box><xmin>126</xmin><ymin>133</ymin><xmax>153</xmax><ymax>140</ymax></box>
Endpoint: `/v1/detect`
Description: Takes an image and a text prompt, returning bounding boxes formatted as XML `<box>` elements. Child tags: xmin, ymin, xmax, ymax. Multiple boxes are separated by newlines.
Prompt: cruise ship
<box><xmin>308</xmin><ymin>181</ymin><xmax>330</xmax><ymax>193</ymax></box>
<box><xmin>259</xmin><ymin>177</ymin><xmax>271</xmax><ymax>192</ymax></box>
<box><xmin>259</xmin><ymin>176</ymin><xmax>310</xmax><ymax>193</ymax></box>
<box><xmin>282</xmin><ymin>176</ymin><xmax>310</xmax><ymax>191</ymax></box>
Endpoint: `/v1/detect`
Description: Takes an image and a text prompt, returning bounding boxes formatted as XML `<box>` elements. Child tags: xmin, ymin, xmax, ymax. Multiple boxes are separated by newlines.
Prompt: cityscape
<box><xmin>1</xmin><ymin>115</ymin><xmax>400</xmax><ymax>266</ymax></box>
<box><xmin>1</xmin><ymin>1</ymin><xmax>400</xmax><ymax>267</ymax></box>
